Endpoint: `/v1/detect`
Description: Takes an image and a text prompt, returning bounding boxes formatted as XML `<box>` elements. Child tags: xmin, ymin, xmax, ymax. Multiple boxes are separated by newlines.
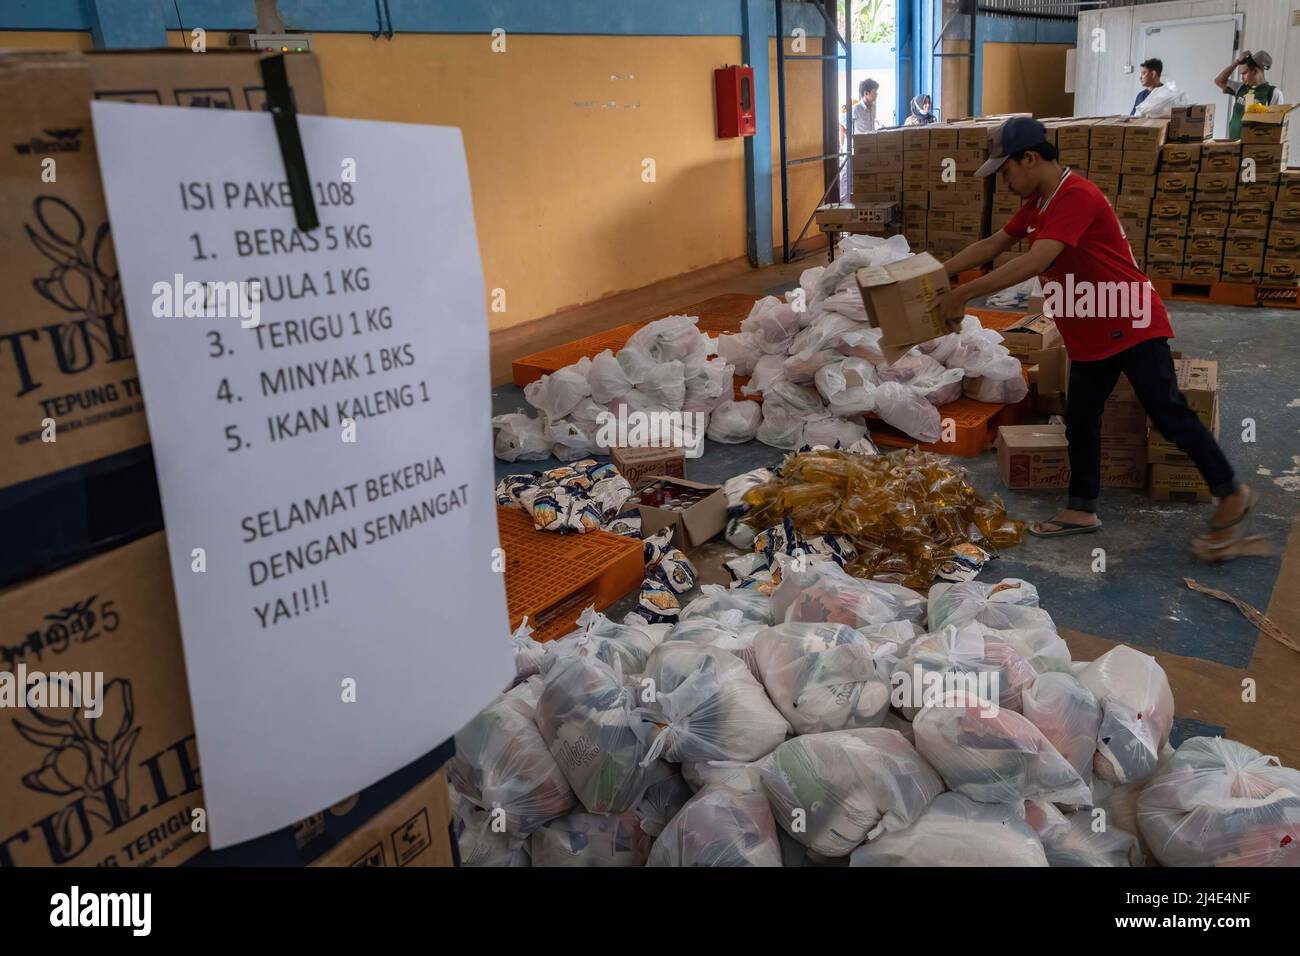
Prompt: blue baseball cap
<box><xmin>975</xmin><ymin>117</ymin><xmax>1049</xmax><ymax>177</ymax></box>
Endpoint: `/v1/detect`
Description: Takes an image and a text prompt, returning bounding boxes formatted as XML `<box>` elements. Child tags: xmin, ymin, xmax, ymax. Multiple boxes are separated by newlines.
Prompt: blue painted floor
<box><xmin>493</xmin><ymin>297</ymin><xmax>1299</xmax><ymax>671</ymax></box>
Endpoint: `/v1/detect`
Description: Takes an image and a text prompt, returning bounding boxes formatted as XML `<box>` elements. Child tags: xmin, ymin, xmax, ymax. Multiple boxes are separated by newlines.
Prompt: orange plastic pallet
<box><xmin>498</xmin><ymin>507</ymin><xmax>644</xmax><ymax>643</ymax></box>
<box><xmin>1257</xmin><ymin>285</ymin><xmax>1299</xmax><ymax>309</ymax></box>
<box><xmin>511</xmin><ymin>293</ymin><xmax>761</xmax><ymax>388</ymax></box>
<box><xmin>1152</xmin><ymin>279</ymin><xmax>1258</xmax><ymax>307</ymax></box>
<box><xmin>868</xmin><ymin>393</ymin><xmax>1025</xmax><ymax>458</ymax></box>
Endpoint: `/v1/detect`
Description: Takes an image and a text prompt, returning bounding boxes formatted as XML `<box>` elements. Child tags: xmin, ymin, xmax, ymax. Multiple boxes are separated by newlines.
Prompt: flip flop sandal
<box><xmin>1204</xmin><ymin>487</ymin><xmax>1258</xmax><ymax>534</ymax></box>
<box><xmin>1028</xmin><ymin>520</ymin><xmax>1103</xmax><ymax>538</ymax></box>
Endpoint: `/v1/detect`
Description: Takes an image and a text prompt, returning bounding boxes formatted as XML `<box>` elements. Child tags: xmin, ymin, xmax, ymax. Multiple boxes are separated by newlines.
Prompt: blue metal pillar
<box><xmin>84</xmin><ymin>0</ymin><xmax>168</xmax><ymax>48</ymax></box>
<box><xmin>742</xmin><ymin>0</ymin><xmax>774</xmax><ymax>267</ymax></box>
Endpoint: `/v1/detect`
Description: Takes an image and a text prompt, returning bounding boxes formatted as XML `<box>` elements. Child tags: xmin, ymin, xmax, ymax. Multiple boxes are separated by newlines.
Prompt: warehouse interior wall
<box><xmin>981</xmin><ymin>42</ymin><xmax>1074</xmax><ymax>118</ymax></box>
<box><xmin>1074</xmin><ymin>0</ymin><xmax>1299</xmax><ymax>150</ymax></box>
<box><xmin>0</xmin><ymin>26</ymin><xmax>826</xmax><ymax>334</ymax></box>
<box><xmin>941</xmin><ymin>39</ymin><xmax>971</xmax><ymax>119</ymax></box>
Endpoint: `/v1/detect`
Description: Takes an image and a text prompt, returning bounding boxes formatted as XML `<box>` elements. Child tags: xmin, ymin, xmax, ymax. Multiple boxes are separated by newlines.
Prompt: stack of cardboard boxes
<box><xmin>925</xmin><ymin>122</ymin><xmax>993</xmax><ymax>262</ymax></box>
<box><xmin>901</xmin><ymin>124</ymin><xmax>931</xmax><ymax>252</ymax></box>
<box><xmin>1147</xmin><ymin>358</ymin><xmax>1220</xmax><ymax>502</ymax></box>
<box><xmin>1097</xmin><ymin>374</ymin><xmax>1148</xmax><ymax>488</ymax></box>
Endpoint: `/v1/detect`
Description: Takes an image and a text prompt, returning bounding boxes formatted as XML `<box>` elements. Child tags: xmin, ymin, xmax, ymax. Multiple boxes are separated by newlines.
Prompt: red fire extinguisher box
<box><xmin>715</xmin><ymin>65</ymin><xmax>756</xmax><ymax>138</ymax></box>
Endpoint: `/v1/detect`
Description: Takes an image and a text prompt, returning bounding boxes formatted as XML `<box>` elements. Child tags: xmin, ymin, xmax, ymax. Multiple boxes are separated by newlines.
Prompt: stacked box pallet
<box><xmin>1271</xmin><ymin>170</ymin><xmax>1300</xmax><ymax>284</ymax></box>
<box><xmin>852</xmin><ymin>128</ymin><xmax>903</xmax><ymax>210</ymax></box>
<box><xmin>1147</xmin><ymin>359</ymin><xmax>1219</xmax><ymax>502</ymax></box>
<box><xmin>925</xmin><ymin>121</ymin><xmax>992</xmax><ymax>262</ymax></box>
<box><xmin>1247</xmin><ymin>109</ymin><xmax>1299</xmax><ymax>285</ymax></box>
<box><xmin>901</xmin><ymin>124</ymin><xmax>931</xmax><ymax>251</ymax></box>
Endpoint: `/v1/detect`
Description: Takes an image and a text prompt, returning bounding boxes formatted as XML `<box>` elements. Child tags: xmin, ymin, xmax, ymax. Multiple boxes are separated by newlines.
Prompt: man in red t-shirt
<box><xmin>938</xmin><ymin>117</ymin><xmax>1251</xmax><ymax>552</ymax></box>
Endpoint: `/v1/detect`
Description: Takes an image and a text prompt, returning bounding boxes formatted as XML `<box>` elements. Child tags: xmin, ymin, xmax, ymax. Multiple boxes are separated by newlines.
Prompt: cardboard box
<box><xmin>1189</xmin><ymin>202</ymin><xmax>1230</xmax><ymax>235</ymax></box>
<box><xmin>1148</xmin><ymin>261</ymin><xmax>1182</xmax><ymax>279</ymax></box>
<box><xmin>1058</xmin><ymin>119</ymin><xmax>1097</xmax><ymax>151</ymax></box>
<box><xmin>1267</xmin><ymin>227</ymin><xmax>1300</xmax><ymax>256</ymax></box>
<box><xmin>928</xmin><ymin>127</ymin><xmax>959</xmax><ymax>152</ymax></box>
<box><xmin>996</xmin><ymin>424</ymin><xmax>1144</xmax><ymax>490</ymax></box>
<box><xmin>1278</xmin><ymin>171</ymin><xmax>1300</xmax><ymax>203</ymax></box>
<box><xmin>902</xmin><ymin>127</ymin><xmax>931</xmax><ymax>152</ymax></box>
<box><xmin>610</xmin><ymin>444</ymin><xmax>686</xmax><ymax>490</ymax></box>
<box><xmin>855</xmin><ymin>252</ymin><xmax>949</xmax><ymax>362</ymax></box>
<box><xmin>996</xmin><ymin>425</ymin><xmax>1070</xmax><ymax>489</ymax></box>
<box><xmin>1243</xmin><ymin>143</ymin><xmax>1287</xmax><ymax>166</ymax></box>
<box><xmin>1168</xmin><ymin>104</ymin><xmax>1215</xmax><ymax>142</ymax></box>
<box><xmin>1148</xmin><ymin>403</ymin><xmax>1220</xmax><ymax>465</ymax></box>
<box><xmin>1120</xmin><ymin>173</ymin><xmax>1157</xmax><ymax>197</ymax></box>
<box><xmin>1195</xmin><ymin>172</ymin><xmax>1236</xmax><ymax>199</ymax></box>
<box><xmin>1187</xmin><ymin>236</ymin><xmax>1225</xmax><ymax>259</ymax></box>
<box><xmin>1240</xmin><ymin>104</ymin><xmax>1296</xmax><ymax>144</ymax></box>
<box><xmin>1261</xmin><ymin>258</ymin><xmax>1300</xmax><ymax>284</ymax></box>
<box><xmin>1237</xmin><ymin>181</ymin><xmax>1278</xmax><ymax>203</ymax></box>
<box><xmin>1160</xmin><ymin>142</ymin><xmax>1201</xmax><ymax>168</ymax></box>
<box><xmin>1058</xmin><ymin>148</ymin><xmax>1090</xmax><ymax>170</ymax></box>
<box><xmin>1124</xmin><ymin>117</ymin><xmax>1168</xmax><ymax>150</ymax></box>
<box><xmin>902</xmin><ymin>189</ymin><xmax>929</xmax><ymax>211</ymax></box>
<box><xmin>1091</xmin><ymin>171</ymin><xmax>1121</xmax><ymax>195</ymax></box>
<box><xmin>1035</xmin><ymin>346</ymin><xmax>1069</xmax><ymax>412</ymax></box>
<box><xmin>1148</xmin><ymin>222</ymin><xmax>1185</xmax><ymax>240</ymax></box>
<box><xmin>1115</xmin><ymin>193</ymin><xmax>1152</xmax><ymax>215</ymax></box>
<box><xmin>1150</xmin><ymin>198</ymin><xmax>1190</xmax><ymax>221</ymax></box>
<box><xmin>1148</xmin><ymin>463</ymin><xmax>1211</xmax><ymax>503</ymax></box>
<box><xmin>1146</xmin><ymin>235</ymin><xmax>1185</xmax><ymax>259</ymax></box>
<box><xmin>855</xmin><ymin>153</ymin><xmax>903</xmax><ymax>174</ymax></box>
<box><xmin>1088</xmin><ymin>149</ymin><xmax>1124</xmax><ymax>174</ymax></box>
<box><xmin>1121</xmin><ymin>150</ymin><xmax>1160</xmax><ymax>175</ymax></box>
<box><xmin>0</xmin><ymin>533</ymin><xmax>207</xmax><ymax>866</ymax></box>
<box><xmin>1182</xmin><ymin>259</ymin><xmax>1221</xmax><ymax>282</ymax></box>
<box><xmin>853</xmin><ymin>133</ymin><xmax>877</xmax><ymax>152</ymax></box>
<box><xmin>1156</xmin><ymin>172</ymin><xmax>1195</xmax><ymax>197</ymax></box>
<box><xmin>312</xmin><ymin>771</ymin><xmax>452</xmax><ymax>867</ymax></box>
<box><xmin>1090</xmin><ymin>120</ymin><xmax>1128</xmax><ymax>151</ymax></box>
<box><xmin>1199</xmin><ymin>140</ymin><xmax>1241</xmax><ymax>171</ymax></box>
<box><xmin>0</xmin><ymin>49</ymin><xmax>325</xmax><ymax>493</ymax></box>
<box><xmin>1221</xmin><ymin>257</ymin><xmax>1262</xmax><ymax>282</ymax></box>
<box><xmin>633</xmin><ymin>477</ymin><xmax>725</xmax><ymax>547</ymax></box>
<box><xmin>1000</xmin><ymin>312</ymin><xmax>1063</xmax><ymax>363</ymax></box>
<box><xmin>1222</xmin><ymin>235</ymin><xmax>1261</xmax><ymax>258</ymax></box>
<box><xmin>1167</xmin><ymin>358</ymin><xmax>1218</xmax><ymax>423</ymax></box>
<box><xmin>1274</xmin><ymin>202</ymin><xmax>1300</xmax><ymax>225</ymax></box>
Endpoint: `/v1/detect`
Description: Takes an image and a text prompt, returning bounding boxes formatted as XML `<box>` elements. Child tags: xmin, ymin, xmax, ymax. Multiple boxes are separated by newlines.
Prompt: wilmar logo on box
<box><xmin>11</xmin><ymin>127</ymin><xmax>84</xmax><ymax>155</ymax></box>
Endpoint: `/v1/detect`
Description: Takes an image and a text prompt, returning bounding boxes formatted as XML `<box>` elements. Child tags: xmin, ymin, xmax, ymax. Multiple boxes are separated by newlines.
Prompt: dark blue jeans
<box><xmin>1064</xmin><ymin>337</ymin><xmax>1235</xmax><ymax>511</ymax></box>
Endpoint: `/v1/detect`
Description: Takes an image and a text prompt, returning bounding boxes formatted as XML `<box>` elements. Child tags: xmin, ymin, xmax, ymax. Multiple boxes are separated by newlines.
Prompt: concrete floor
<box><xmin>492</xmin><ymin>269</ymin><xmax>1300</xmax><ymax>765</ymax></box>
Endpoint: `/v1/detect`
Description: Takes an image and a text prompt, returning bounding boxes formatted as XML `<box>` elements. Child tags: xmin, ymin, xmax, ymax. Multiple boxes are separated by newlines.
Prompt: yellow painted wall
<box><xmin>0</xmin><ymin>30</ymin><xmax>90</xmax><ymax>50</ymax></box>
<box><xmin>982</xmin><ymin>43</ymin><xmax>1073</xmax><ymax>118</ymax></box>
<box><xmin>2</xmin><ymin>30</ymin><xmax>825</xmax><ymax>331</ymax></box>
<box><xmin>942</xmin><ymin>40</ymin><xmax>971</xmax><ymax>120</ymax></box>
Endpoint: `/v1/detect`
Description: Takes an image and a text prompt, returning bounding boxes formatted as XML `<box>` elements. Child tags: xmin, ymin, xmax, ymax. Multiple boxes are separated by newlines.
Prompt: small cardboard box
<box><xmin>1147</xmin><ymin>235</ymin><xmax>1185</xmax><ymax>258</ymax></box>
<box><xmin>1274</xmin><ymin>201</ymin><xmax>1300</xmax><ymax>225</ymax></box>
<box><xmin>1124</xmin><ymin>117</ymin><xmax>1168</xmax><ymax>150</ymax></box>
<box><xmin>1237</xmin><ymin>181</ymin><xmax>1279</xmax><ymax>203</ymax></box>
<box><xmin>633</xmin><ymin>477</ymin><xmax>726</xmax><ymax>547</ymax></box>
<box><xmin>610</xmin><ymin>444</ymin><xmax>686</xmax><ymax>490</ymax></box>
<box><xmin>1148</xmin><ymin>402</ymin><xmax>1220</xmax><ymax>464</ymax></box>
<box><xmin>1187</xmin><ymin>236</ymin><xmax>1224</xmax><ymax>258</ymax></box>
<box><xmin>1156</xmin><ymin>172</ymin><xmax>1195</xmax><ymax>197</ymax></box>
<box><xmin>1261</xmin><ymin>258</ymin><xmax>1300</xmax><ymax>284</ymax></box>
<box><xmin>1000</xmin><ymin>312</ymin><xmax>1063</xmax><ymax>363</ymax></box>
<box><xmin>1168</xmin><ymin>104</ymin><xmax>1215</xmax><ymax>142</ymax></box>
<box><xmin>856</xmin><ymin>153</ymin><xmax>903</xmax><ymax>174</ymax></box>
<box><xmin>1115</xmin><ymin>193</ymin><xmax>1152</xmax><ymax>214</ymax></box>
<box><xmin>903</xmin><ymin>167</ymin><xmax>930</xmax><ymax>188</ymax></box>
<box><xmin>1160</xmin><ymin>142</ymin><xmax>1201</xmax><ymax>168</ymax></box>
<box><xmin>996</xmin><ymin>425</ymin><xmax>1070</xmax><ymax>489</ymax></box>
<box><xmin>853</xmin><ymin>132</ymin><xmax>878</xmax><ymax>152</ymax></box>
<box><xmin>1267</xmin><ymin>227</ymin><xmax>1300</xmax><ymax>256</ymax></box>
<box><xmin>1058</xmin><ymin>119</ymin><xmax>1098</xmax><ymax>151</ymax></box>
<box><xmin>1120</xmin><ymin>173</ymin><xmax>1157</xmax><ymax>197</ymax></box>
<box><xmin>1170</xmin><ymin>358</ymin><xmax>1218</xmax><ymax>422</ymax></box>
<box><xmin>1221</xmin><ymin>257</ymin><xmax>1262</xmax><ymax>282</ymax></box>
<box><xmin>928</xmin><ymin>126</ymin><xmax>959</xmax><ymax>152</ymax></box>
<box><xmin>903</xmin><ymin>189</ymin><xmax>929</xmax><ymax>211</ymax></box>
<box><xmin>876</xmin><ymin>128</ymin><xmax>905</xmax><ymax>150</ymax></box>
<box><xmin>902</xmin><ymin>127</ymin><xmax>931</xmax><ymax>152</ymax></box>
<box><xmin>1148</xmin><ymin>261</ymin><xmax>1182</xmax><ymax>279</ymax></box>
<box><xmin>1199</xmin><ymin>140</ymin><xmax>1241</xmax><ymax>171</ymax></box>
<box><xmin>1189</xmin><ymin>202</ymin><xmax>1231</xmax><ymax>234</ymax></box>
<box><xmin>1091</xmin><ymin>171</ymin><xmax>1122</xmax><ymax>195</ymax></box>
<box><xmin>1100</xmin><ymin>445</ymin><xmax>1148</xmax><ymax>489</ymax></box>
<box><xmin>1150</xmin><ymin>198</ymin><xmax>1190</xmax><ymax>220</ymax></box>
<box><xmin>1148</xmin><ymin>221</ymin><xmax>1186</xmax><ymax>239</ymax></box>
<box><xmin>1058</xmin><ymin>148</ymin><xmax>1090</xmax><ymax>170</ymax></box>
<box><xmin>1223</xmin><ymin>235</ymin><xmax>1261</xmax><ymax>258</ymax></box>
<box><xmin>1195</xmin><ymin>171</ymin><xmax>1237</xmax><ymax>199</ymax></box>
<box><xmin>1121</xmin><ymin>150</ymin><xmax>1160</xmax><ymax>175</ymax></box>
<box><xmin>955</xmin><ymin>126</ymin><xmax>987</xmax><ymax>149</ymax></box>
<box><xmin>1149</xmin><ymin>463</ymin><xmax>1211</xmax><ymax>503</ymax></box>
<box><xmin>1240</xmin><ymin>104</ymin><xmax>1296</xmax><ymax>144</ymax></box>
<box><xmin>1278</xmin><ymin>171</ymin><xmax>1300</xmax><ymax>203</ymax></box>
<box><xmin>856</xmin><ymin>252</ymin><xmax>949</xmax><ymax>362</ymax></box>
<box><xmin>1091</xmin><ymin>119</ymin><xmax>1128</xmax><ymax>151</ymax></box>
<box><xmin>1243</xmin><ymin>142</ymin><xmax>1288</xmax><ymax>166</ymax></box>
<box><xmin>312</xmin><ymin>771</ymin><xmax>453</xmax><ymax>868</ymax></box>
<box><xmin>1229</xmin><ymin>202</ymin><xmax>1271</xmax><ymax>231</ymax></box>
<box><xmin>1088</xmin><ymin>149</ymin><xmax>1124</xmax><ymax>174</ymax></box>
<box><xmin>0</xmin><ymin>533</ymin><xmax>206</xmax><ymax>866</ymax></box>
<box><xmin>1182</xmin><ymin>259</ymin><xmax>1221</xmax><ymax>282</ymax></box>
<box><xmin>1035</xmin><ymin>346</ymin><xmax>1069</xmax><ymax>410</ymax></box>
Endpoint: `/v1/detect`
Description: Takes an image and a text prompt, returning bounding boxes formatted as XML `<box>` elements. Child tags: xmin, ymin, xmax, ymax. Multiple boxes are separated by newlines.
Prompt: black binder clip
<box><xmin>259</xmin><ymin>53</ymin><xmax>319</xmax><ymax>232</ymax></box>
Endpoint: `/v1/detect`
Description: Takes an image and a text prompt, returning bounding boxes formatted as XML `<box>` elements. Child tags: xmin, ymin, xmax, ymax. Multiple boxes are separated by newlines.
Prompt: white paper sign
<box><xmin>90</xmin><ymin>101</ymin><xmax>512</xmax><ymax>848</ymax></box>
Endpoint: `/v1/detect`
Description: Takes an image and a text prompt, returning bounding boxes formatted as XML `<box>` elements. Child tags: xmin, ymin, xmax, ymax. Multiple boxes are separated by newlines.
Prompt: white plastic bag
<box><xmin>625</xmin><ymin>314</ymin><xmax>707</xmax><ymax>364</ymax></box>
<box><xmin>752</xmin><ymin>623</ymin><xmax>890</xmax><ymax>734</ymax></box>
<box><xmin>801</xmin><ymin>414</ymin><xmax>867</xmax><ymax>450</ymax></box>
<box><xmin>706</xmin><ymin>400</ymin><xmax>762</xmax><ymax>443</ymax></box>
<box><xmin>523</xmin><ymin>356</ymin><xmax>592</xmax><ymax>419</ymax></box>
<box><xmin>534</xmin><ymin>655</ymin><xmax>657</xmax><ymax>814</ymax></box>
<box><xmin>683</xmin><ymin>357</ymin><xmax>734</xmax><ymax>412</ymax></box>
<box><xmin>681</xmin><ymin>584</ymin><xmax>774</xmax><ymax>625</ymax></box>
<box><xmin>928</xmin><ymin>578</ymin><xmax>1056</xmax><ymax>632</ymax></box>
<box><xmin>914</xmin><ymin>365</ymin><xmax>965</xmax><ymax>406</ymax></box>
<box><xmin>1137</xmin><ymin>736</ymin><xmax>1300</xmax><ymax>867</ymax></box>
<box><xmin>913</xmin><ymin>692</ymin><xmax>1092</xmax><ymax>806</ymax></box>
<box><xmin>529</xmin><ymin>809</ymin><xmax>653</xmax><ymax>867</ymax></box>
<box><xmin>1078</xmin><ymin>645</ymin><xmax>1175</xmax><ymax>786</ymax></box>
<box><xmin>774</xmin><ymin>559</ymin><xmax>926</xmax><ymax>628</ymax></box>
<box><xmin>850</xmin><ymin>792</ymin><xmax>1049</xmax><ymax>867</ymax></box>
<box><xmin>1023</xmin><ymin>798</ymin><xmax>1144</xmax><ymax>867</ymax></box>
<box><xmin>634</xmin><ymin>641</ymin><xmax>791</xmax><ymax>765</ymax></box>
<box><xmin>716</xmin><ymin>331</ymin><xmax>763</xmax><ymax>376</ymax></box>
<box><xmin>743</xmin><ymin>353</ymin><xmax>787</xmax><ymax>396</ymax></box>
<box><xmin>872</xmin><ymin>382</ymin><xmax>941</xmax><ymax>443</ymax></box>
<box><xmin>892</xmin><ymin>622</ymin><xmax>1040</xmax><ymax>716</ymax></box>
<box><xmin>815</xmin><ymin>358</ymin><xmax>878</xmax><ymax>414</ymax></box>
<box><xmin>740</xmin><ymin>296</ymin><xmax>801</xmax><ymax>354</ymax></box>
<box><xmin>760</xmin><ymin>728</ymin><xmax>944</xmax><ymax>857</ymax></box>
<box><xmin>588</xmin><ymin>349</ymin><xmax>634</xmax><ymax>404</ymax></box>
<box><xmin>1022</xmin><ymin>671</ymin><xmax>1102</xmax><ymax>785</ymax></box>
<box><xmin>646</xmin><ymin>783</ymin><xmax>783</xmax><ymax>867</ymax></box>
<box><xmin>965</xmin><ymin>372</ymin><xmax>1029</xmax><ymax>404</ymax></box>
<box><xmin>492</xmin><ymin>412</ymin><xmax>552</xmax><ymax>462</ymax></box>
<box><xmin>450</xmin><ymin>789</ymin><xmax>532</xmax><ymax>867</ymax></box>
<box><xmin>756</xmin><ymin>401</ymin><xmax>806</xmax><ymax>450</ymax></box>
<box><xmin>636</xmin><ymin>360</ymin><xmax>686</xmax><ymax>409</ymax></box>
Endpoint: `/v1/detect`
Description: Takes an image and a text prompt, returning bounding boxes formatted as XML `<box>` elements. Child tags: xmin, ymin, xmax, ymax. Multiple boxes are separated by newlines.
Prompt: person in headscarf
<box><xmin>904</xmin><ymin>94</ymin><xmax>936</xmax><ymax>126</ymax></box>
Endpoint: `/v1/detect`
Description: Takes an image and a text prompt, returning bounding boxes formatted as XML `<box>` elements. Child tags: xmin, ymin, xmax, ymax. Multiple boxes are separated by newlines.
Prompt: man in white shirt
<box><xmin>839</xmin><ymin>79</ymin><xmax>879</xmax><ymax>200</ymax></box>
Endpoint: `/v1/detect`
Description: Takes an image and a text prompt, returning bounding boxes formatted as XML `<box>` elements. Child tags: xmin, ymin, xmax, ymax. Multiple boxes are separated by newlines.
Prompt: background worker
<box><xmin>905</xmin><ymin>93</ymin><xmax>936</xmax><ymax>126</ymax></box>
<box><xmin>1130</xmin><ymin>58</ymin><xmax>1163</xmax><ymax>115</ymax></box>
<box><xmin>1215</xmin><ymin>49</ymin><xmax>1283</xmax><ymax>139</ymax></box>
<box><xmin>935</xmin><ymin>118</ymin><xmax>1253</xmax><ymax>553</ymax></box>
<box><xmin>839</xmin><ymin>79</ymin><xmax>880</xmax><ymax>201</ymax></box>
